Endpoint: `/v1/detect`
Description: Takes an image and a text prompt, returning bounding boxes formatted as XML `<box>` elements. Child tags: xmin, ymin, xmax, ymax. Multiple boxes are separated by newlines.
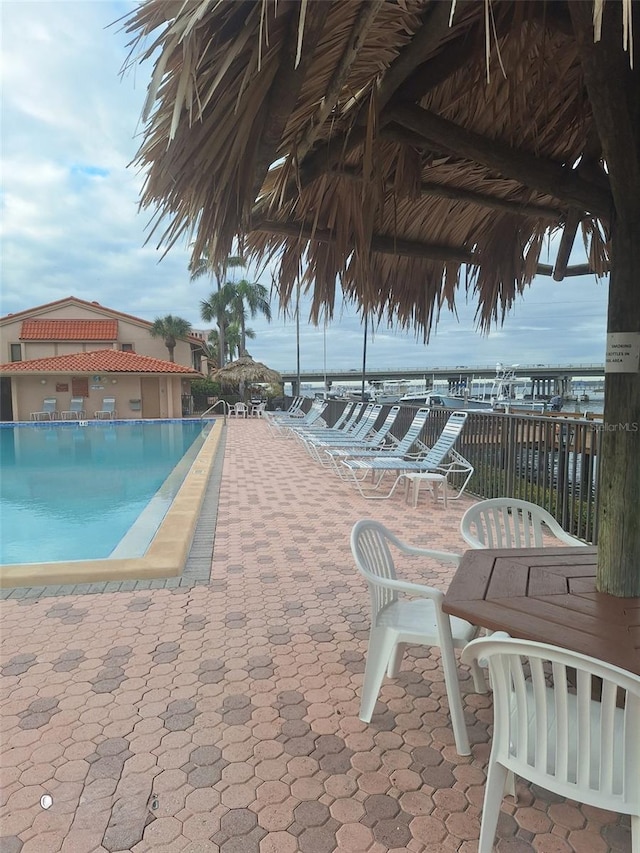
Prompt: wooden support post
<box><xmin>569</xmin><ymin>1</ymin><xmax>640</xmax><ymax>596</ymax></box>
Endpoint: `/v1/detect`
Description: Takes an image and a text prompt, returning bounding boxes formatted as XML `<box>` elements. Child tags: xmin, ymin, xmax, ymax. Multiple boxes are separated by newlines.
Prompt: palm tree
<box><xmin>190</xmin><ymin>253</ymin><xmax>244</xmax><ymax>367</ymax></box>
<box><xmin>198</xmin><ymin>330</ymin><xmax>220</xmax><ymax>374</ymax></box>
<box><xmin>228</xmin><ymin>279</ymin><xmax>272</xmax><ymax>354</ymax></box>
<box><xmin>225</xmin><ymin>322</ymin><xmax>242</xmax><ymax>362</ymax></box>
<box><xmin>224</xmin><ymin>323</ymin><xmax>256</xmax><ymax>362</ymax></box>
<box><xmin>200</xmin><ymin>282</ymin><xmax>236</xmax><ymax>361</ymax></box>
<box><xmin>149</xmin><ymin>315</ymin><xmax>192</xmax><ymax>362</ymax></box>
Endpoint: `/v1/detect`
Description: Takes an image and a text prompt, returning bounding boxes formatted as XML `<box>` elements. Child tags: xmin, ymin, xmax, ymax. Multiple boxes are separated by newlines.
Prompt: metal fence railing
<box><xmin>410</xmin><ymin>407</ymin><xmax>602</xmax><ymax>544</ymax></box>
<box><xmin>283</xmin><ymin>397</ymin><xmax>602</xmax><ymax>544</ymax></box>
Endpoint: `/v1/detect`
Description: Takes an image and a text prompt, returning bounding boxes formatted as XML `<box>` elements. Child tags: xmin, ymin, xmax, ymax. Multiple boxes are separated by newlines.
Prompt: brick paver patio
<box><xmin>0</xmin><ymin>418</ymin><xmax>632</xmax><ymax>852</ymax></box>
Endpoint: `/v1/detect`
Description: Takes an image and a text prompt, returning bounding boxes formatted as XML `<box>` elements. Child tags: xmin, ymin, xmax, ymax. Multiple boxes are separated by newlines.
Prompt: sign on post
<box><xmin>605</xmin><ymin>332</ymin><xmax>640</xmax><ymax>373</ymax></box>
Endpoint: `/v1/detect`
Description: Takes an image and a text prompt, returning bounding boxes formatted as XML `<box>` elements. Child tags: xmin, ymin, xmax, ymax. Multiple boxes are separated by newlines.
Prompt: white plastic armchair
<box><xmin>230</xmin><ymin>402</ymin><xmax>249</xmax><ymax>418</ymax></box>
<box><xmin>351</xmin><ymin>519</ymin><xmax>485</xmax><ymax>756</ymax></box>
<box><xmin>460</xmin><ymin>498</ymin><xmax>585</xmax><ymax>549</ymax></box>
<box><xmin>461</xmin><ymin>634</ymin><xmax>640</xmax><ymax>853</ymax></box>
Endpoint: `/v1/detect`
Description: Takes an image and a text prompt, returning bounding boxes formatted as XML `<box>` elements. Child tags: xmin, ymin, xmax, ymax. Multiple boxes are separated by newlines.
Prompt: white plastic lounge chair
<box><xmin>342</xmin><ymin>411</ymin><xmax>472</xmax><ymax>499</ymax></box>
<box><xmin>301</xmin><ymin>404</ymin><xmax>382</xmax><ymax>452</ymax></box>
<box><xmin>307</xmin><ymin>406</ymin><xmax>401</xmax><ymax>466</ymax></box>
<box><xmin>326</xmin><ymin>407</ymin><xmax>431</xmax><ymax>475</ymax></box>
<box><xmin>275</xmin><ymin>400</ymin><xmax>329</xmax><ymax>436</ymax></box>
<box><xmin>95</xmin><ymin>397</ymin><xmax>117</xmax><ymax>419</ymax></box>
<box><xmin>351</xmin><ymin>519</ymin><xmax>484</xmax><ymax>756</ymax></box>
<box><xmin>61</xmin><ymin>397</ymin><xmax>86</xmax><ymax>420</ymax></box>
<box><xmin>263</xmin><ymin>395</ymin><xmax>303</xmax><ymax>420</ymax></box>
<box><xmin>292</xmin><ymin>402</ymin><xmax>364</xmax><ymax>442</ymax></box>
<box><xmin>292</xmin><ymin>401</ymin><xmax>358</xmax><ymax>439</ymax></box>
<box><xmin>30</xmin><ymin>398</ymin><xmax>59</xmax><ymax>421</ymax></box>
<box><xmin>461</xmin><ymin>634</ymin><xmax>640</xmax><ymax>852</ymax></box>
<box><xmin>303</xmin><ymin>404</ymin><xmax>386</xmax><ymax>447</ymax></box>
<box><xmin>460</xmin><ymin>498</ymin><xmax>586</xmax><ymax>549</ymax></box>
<box><xmin>265</xmin><ymin>400</ymin><xmax>320</xmax><ymax>436</ymax></box>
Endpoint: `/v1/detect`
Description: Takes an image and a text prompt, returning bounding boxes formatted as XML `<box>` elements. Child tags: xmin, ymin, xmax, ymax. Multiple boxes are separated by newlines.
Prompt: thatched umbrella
<box><xmin>125</xmin><ymin>1</ymin><xmax>639</xmax><ymax>596</ymax></box>
<box><xmin>212</xmin><ymin>353</ymin><xmax>282</xmax><ymax>389</ymax></box>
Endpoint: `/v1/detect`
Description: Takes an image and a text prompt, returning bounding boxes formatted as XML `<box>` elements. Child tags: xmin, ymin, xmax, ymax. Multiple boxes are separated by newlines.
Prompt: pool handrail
<box><xmin>200</xmin><ymin>399</ymin><xmax>230</xmax><ymax>424</ymax></box>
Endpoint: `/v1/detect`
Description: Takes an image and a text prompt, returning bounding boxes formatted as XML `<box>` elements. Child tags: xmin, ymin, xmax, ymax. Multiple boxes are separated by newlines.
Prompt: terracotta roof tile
<box><xmin>3</xmin><ymin>297</ymin><xmax>202</xmax><ymax>345</ymax></box>
<box><xmin>0</xmin><ymin>350</ymin><xmax>201</xmax><ymax>375</ymax></box>
<box><xmin>20</xmin><ymin>319</ymin><xmax>119</xmax><ymax>341</ymax></box>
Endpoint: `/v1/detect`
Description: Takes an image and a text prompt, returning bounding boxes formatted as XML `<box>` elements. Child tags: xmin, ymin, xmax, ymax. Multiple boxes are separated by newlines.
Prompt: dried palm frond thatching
<box><xmin>124</xmin><ymin>0</ymin><xmax>634</xmax><ymax>338</ymax></box>
<box><xmin>212</xmin><ymin>354</ymin><xmax>281</xmax><ymax>387</ymax></box>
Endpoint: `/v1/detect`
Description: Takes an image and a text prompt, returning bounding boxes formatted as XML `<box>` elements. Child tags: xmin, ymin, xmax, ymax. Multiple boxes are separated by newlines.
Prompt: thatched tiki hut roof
<box><xmin>213</xmin><ymin>354</ymin><xmax>282</xmax><ymax>387</ymax></box>
<box><xmin>126</xmin><ymin>1</ymin><xmax>639</xmax><ymax>597</ymax></box>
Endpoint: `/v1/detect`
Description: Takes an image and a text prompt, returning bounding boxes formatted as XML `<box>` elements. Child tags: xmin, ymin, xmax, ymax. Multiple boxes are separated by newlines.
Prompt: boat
<box><xmin>370</xmin><ymin>379</ymin><xmax>419</xmax><ymax>404</ymax></box>
<box><xmin>400</xmin><ymin>365</ymin><xmax>549</xmax><ymax>412</ymax></box>
<box><xmin>398</xmin><ymin>390</ymin><xmax>492</xmax><ymax>409</ymax></box>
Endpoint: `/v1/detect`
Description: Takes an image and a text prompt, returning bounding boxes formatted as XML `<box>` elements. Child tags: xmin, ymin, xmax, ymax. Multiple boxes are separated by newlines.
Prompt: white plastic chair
<box><xmin>462</xmin><ymin>634</ymin><xmax>640</xmax><ymax>853</ymax></box>
<box><xmin>460</xmin><ymin>498</ymin><xmax>586</xmax><ymax>549</ymax></box>
<box><xmin>351</xmin><ymin>519</ymin><xmax>485</xmax><ymax>756</ymax></box>
<box><xmin>251</xmin><ymin>402</ymin><xmax>266</xmax><ymax>417</ymax></box>
<box><xmin>230</xmin><ymin>402</ymin><xmax>248</xmax><ymax>418</ymax></box>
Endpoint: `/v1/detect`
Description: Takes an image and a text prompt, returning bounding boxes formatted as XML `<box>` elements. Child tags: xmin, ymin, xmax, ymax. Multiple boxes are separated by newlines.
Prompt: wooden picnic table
<box><xmin>443</xmin><ymin>546</ymin><xmax>640</xmax><ymax>676</ymax></box>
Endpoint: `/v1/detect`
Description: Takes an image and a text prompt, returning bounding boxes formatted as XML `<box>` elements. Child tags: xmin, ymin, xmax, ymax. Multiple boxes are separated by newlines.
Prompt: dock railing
<box><xmin>288</xmin><ymin>396</ymin><xmax>603</xmax><ymax>543</ymax></box>
<box><xmin>276</xmin><ymin>400</ymin><xmax>605</xmax><ymax>545</ymax></box>
<box><xmin>423</xmin><ymin>407</ymin><xmax>603</xmax><ymax>543</ymax></box>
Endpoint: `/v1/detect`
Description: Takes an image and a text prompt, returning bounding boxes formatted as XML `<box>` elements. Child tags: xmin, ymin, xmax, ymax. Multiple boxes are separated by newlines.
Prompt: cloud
<box><xmin>1</xmin><ymin>1</ymin><xmax>610</xmax><ymax>374</ymax></box>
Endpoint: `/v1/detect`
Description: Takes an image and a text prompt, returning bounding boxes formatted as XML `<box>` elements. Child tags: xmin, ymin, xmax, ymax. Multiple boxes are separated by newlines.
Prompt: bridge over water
<box><xmin>280</xmin><ymin>363</ymin><xmax>605</xmax><ymax>395</ymax></box>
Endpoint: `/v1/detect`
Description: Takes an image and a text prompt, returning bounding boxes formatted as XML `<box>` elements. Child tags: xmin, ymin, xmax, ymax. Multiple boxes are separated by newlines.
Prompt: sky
<box><xmin>1</xmin><ymin>1</ymin><xmax>611</xmax><ymax>375</ymax></box>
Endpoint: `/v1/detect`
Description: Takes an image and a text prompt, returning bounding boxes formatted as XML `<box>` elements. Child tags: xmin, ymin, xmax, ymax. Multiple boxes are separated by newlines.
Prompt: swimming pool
<box><xmin>0</xmin><ymin>420</ymin><xmax>211</xmax><ymax>565</ymax></box>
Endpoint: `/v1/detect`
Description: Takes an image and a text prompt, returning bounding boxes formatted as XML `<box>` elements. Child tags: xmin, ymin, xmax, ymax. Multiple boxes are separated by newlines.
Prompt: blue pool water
<box><xmin>0</xmin><ymin>420</ymin><xmax>210</xmax><ymax>565</ymax></box>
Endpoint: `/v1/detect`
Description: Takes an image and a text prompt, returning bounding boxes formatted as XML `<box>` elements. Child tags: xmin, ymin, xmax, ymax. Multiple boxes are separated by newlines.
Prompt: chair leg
<box><xmin>359</xmin><ymin>628</ymin><xmax>396</xmax><ymax>723</ymax></box>
<box><xmin>439</xmin><ymin>649</ymin><xmax>471</xmax><ymax>756</ymax></box>
<box><xmin>439</xmin><ymin>478</ymin><xmax>448</xmax><ymax>509</ymax></box>
<box><xmin>505</xmin><ymin>770</ymin><xmax>517</xmax><ymax>802</ymax></box>
<box><xmin>478</xmin><ymin>759</ymin><xmax>509</xmax><ymax>853</ymax></box>
<box><xmin>469</xmin><ymin>658</ymin><xmax>489</xmax><ymax>694</ymax></box>
<box><xmin>631</xmin><ymin>815</ymin><xmax>639</xmax><ymax>853</ymax></box>
<box><xmin>387</xmin><ymin>643</ymin><xmax>406</xmax><ymax>678</ymax></box>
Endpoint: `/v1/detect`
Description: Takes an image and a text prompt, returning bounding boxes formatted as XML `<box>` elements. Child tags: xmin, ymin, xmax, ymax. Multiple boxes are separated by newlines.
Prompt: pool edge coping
<box><xmin>0</xmin><ymin>419</ymin><xmax>224</xmax><ymax>588</ymax></box>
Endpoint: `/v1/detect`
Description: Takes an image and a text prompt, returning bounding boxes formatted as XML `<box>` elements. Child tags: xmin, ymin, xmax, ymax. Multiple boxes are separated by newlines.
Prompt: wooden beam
<box><xmin>376</xmin><ymin>1</ymin><xmax>475</xmax><ymax>111</ymax></box>
<box><xmin>552</xmin><ymin>208</ymin><xmax>582</xmax><ymax>280</ymax></box>
<box><xmin>252</xmin><ymin>219</ymin><xmax>474</xmax><ymax>264</ymax></box>
<box><xmin>295</xmin><ymin>0</ymin><xmax>384</xmax><ymax>164</ymax></box>
<box><xmin>253</xmin><ymin>219</ymin><xmax>599</xmax><ymax>278</ymax></box>
<box><xmin>394</xmin><ymin>28</ymin><xmax>481</xmax><ymax>105</ymax></box>
<box><xmin>387</xmin><ymin>103</ymin><xmax>613</xmax><ymax>217</ymax></box>
<box><xmin>536</xmin><ymin>263</ymin><xmax>597</xmax><ymax>278</ymax></box>
<box><xmin>553</xmin><ymin>131</ymin><xmax>604</xmax><ymax>280</ymax></box>
<box><xmin>335</xmin><ymin>165</ymin><xmax>564</xmax><ymax>220</ymax></box>
<box><xmin>250</xmin><ymin>1</ymin><xmax>330</xmax><ymax>204</ymax></box>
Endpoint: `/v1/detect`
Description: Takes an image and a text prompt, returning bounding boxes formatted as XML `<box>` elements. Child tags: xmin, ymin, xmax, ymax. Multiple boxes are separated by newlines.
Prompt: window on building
<box><xmin>121</xmin><ymin>343</ymin><xmax>134</xmax><ymax>352</ymax></box>
<box><xmin>72</xmin><ymin>377</ymin><xmax>89</xmax><ymax>398</ymax></box>
<box><xmin>10</xmin><ymin>343</ymin><xmax>21</xmax><ymax>362</ymax></box>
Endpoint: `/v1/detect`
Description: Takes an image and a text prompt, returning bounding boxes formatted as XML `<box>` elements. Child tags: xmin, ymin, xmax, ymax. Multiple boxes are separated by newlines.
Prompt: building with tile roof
<box><xmin>0</xmin><ymin>298</ymin><xmax>206</xmax><ymax>420</ymax></box>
